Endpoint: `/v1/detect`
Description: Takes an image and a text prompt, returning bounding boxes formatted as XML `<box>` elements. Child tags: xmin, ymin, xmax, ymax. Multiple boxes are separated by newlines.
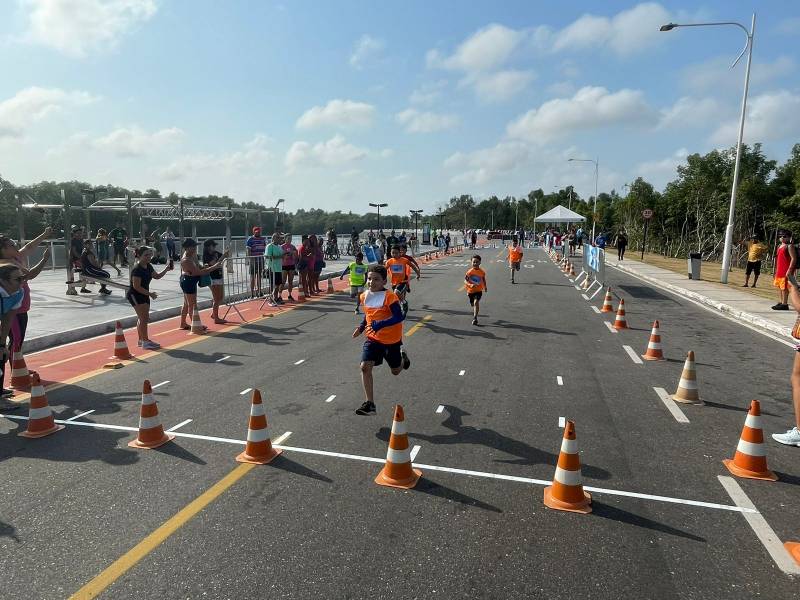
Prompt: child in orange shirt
<box><xmin>464</xmin><ymin>254</ymin><xmax>487</xmax><ymax>326</ymax></box>
<box><xmin>507</xmin><ymin>238</ymin><xmax>523</xmax><ymax>284</ymax></box>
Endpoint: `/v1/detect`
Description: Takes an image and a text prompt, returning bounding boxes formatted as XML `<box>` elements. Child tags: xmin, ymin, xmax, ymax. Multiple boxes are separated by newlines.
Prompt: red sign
<box><xmin>642</xmin><ymin>209</ymin><xmax>654</xmax><ymax>219</ymax></box>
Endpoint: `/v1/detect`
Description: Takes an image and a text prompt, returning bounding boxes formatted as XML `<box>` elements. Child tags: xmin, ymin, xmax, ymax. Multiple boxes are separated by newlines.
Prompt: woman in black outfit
<box><xmin>203</xmin><ymin>239</ymin><xmax>226</xmax><ymax>324</ymax></box>
<box><xmin>615</xmin><ymin>229</ymin><xmax>629</xmax><ymax>261</ymax></box>
<box><xmin>126</xmin><ymin>245</ymin><xmax>173</xmax><ymax>349</ymax></box>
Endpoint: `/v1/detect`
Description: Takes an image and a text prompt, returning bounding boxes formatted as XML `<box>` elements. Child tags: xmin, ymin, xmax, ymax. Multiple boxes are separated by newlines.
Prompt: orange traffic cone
<box><xmin>375</xmin><ymin>404</ymin><xmax>422</xmax><ymax>489</ymax></box>
<box><xmin>18</xmin><ymin>372</ymin><xmax>64</xmax><ymax>439</ymax></box>
<box><xmin>128</xmin><ymin>380</ymin><xmax>174</xmax><ymax>449</ymax></box>
<box><xmin>569</xmin><ymin>263</ymin><xmax>576</xmax><ymax>277</ymax></box>
<box><xmin>190</xmin><ymin>306</ymin><xmax>205</xmax><ymax>334</ymax></box>
<box><xmin>641</xmin><ymin>320</ymin><xmax>665</xmax><ymax>361</ymax></box>
<box><xmin>9</xmin><ymin>348</ymin><xmax>31</xmax><ymax>388</ymax></box>
<box><xmin>326</xmin><ymin>277</ymin><xmax>335</xmax><ymax>294</ymax></box>
<box><xmin>600</xmin><ymin>288</ymin><xmax>614</xmax><ymax>312</ymax></box>
<box><xmin>671</xmin><ymin>351</ymin><xmax>702</xmax><ymax>404</ymax></box>
<box><xmin>613</xmin><ymin>298</ymin><xmax>629</xmax><ymax>330</ymax></box>
<box><xmin>722</xmin><ymin>400</ymin><xmax>777</xmax><ymax>481</ymax></box>
<box><xmin>104</xmin><ymin>321</ymin><xmax>132</xmax><ymax>368</ymax></box>
<box><xmin>236</xmin><ymin>389</ymin><xmax>282</xmax><ymax>464</ymax></box>
<box><xmin>543</xmin><ymin>420</ymin><xmax>591</xmax><ymax>514</ymax></box>
<box><xmin>785</xmin><ymin>542</ymin><xmax>800</xmax><ymax>566</ymax></box>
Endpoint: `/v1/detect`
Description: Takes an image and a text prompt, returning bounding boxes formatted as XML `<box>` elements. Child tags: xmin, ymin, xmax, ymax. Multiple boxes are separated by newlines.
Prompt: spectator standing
<box><xmin>202</xmin><ymin>239</ymin><xmax>225</xmax><ymax>323</ymax></box>
<box><xmin>178</xmin><ymin>238</ymin><xmax>225</xmax><ymax>331</ymax></box>
<box><xmin>471</xmin><ymin>229</ymin><xmax>478</xmax><ymax>249</ymax></box>
<box><xmin>80</xmin><ymin>239</ymin><xmax>112</xmax><ymax>295</ymax></box>
<box><xmin>266</xmin><ymin>233</ymin><xmax>285</xmax><ymax>305</ymax></box>
<box><xmin>614</xmin><ymin>229</ymin><xmax>628</xmax><ymax>261</ymax></box>
<box><xmin>312</xmin><ymin>235</ymin><xmax>325</xmax><ymax>294</ymax></box>
<box><xmin>772</xmin><ymin>231</ymin><xmax>796</xmax><ymax>310</ymax></box>
<box><xmin>595</xmin><ymin>232</ymin><xmax>607</xmax><ymax>249</ymax></box>
<box><xmin>95</xmin><ymin>228</ymin><xmax>121</xmax><ymax>276</ymax></box>
<box><xmin>576</xmin><ymin>227</ymin><xmax>584</xmax><ymax>249</ymax></box>
<box><xmin>68</xmin><ymin>226</ymin><xmax>90</xmax><ymax>294</ymax></box>
<box><xmin>772</xmin><ymin>275</ymin><xmax>800</xmax><ymax>446</ymax></box>
<box><xmin>743</xmin><ymin>234</ymin><xmax>768</xmax><ymax>288</ymax></box>
<box><xmin>281</xmin><ymin>234</ymin><xmax>298</xmax><ymax>301</ymax></box>
<box><xmin>126</xmin><ymin>246</ymin><xmax>173</xmax><ymax>349</ymax></box>
<box><xmin>445</xmin><ymin>233</ymin><xmax>451</xmax><ymax>254</ymax></box>
<box><xmin>245</xmin><ymin>226</ymin><xmax>266</xmax><ymax>298</ymax></box>
<box><xmin>297</xmin><ymin>235</ymin><xmax>311</xmax><ymax>297</ymax></box>
<box><xmin>0</xmin><ymin>264</ymin><xmax>24</xmax><ymax>401</ymax></box>
<box><xmin>305</xmin><ymin>235</ymin><xmax>319</xmax><ymax>295</ymax></box>
<box><xmin>162</xmin><ymin>228</ymin><xmax>177</xmax><ymax>260</ymax></box>
<box><xmin>108</xmin><ymin>222</ymin><xmax>128</xmax><ymax>267</ymax></box>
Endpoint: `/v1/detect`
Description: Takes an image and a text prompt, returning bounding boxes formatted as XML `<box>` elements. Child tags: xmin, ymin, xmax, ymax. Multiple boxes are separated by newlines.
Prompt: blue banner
<box><xmin>587</xmin><ymin>246</ymin><xmax>600</xmax><ymax>271</ymax></box>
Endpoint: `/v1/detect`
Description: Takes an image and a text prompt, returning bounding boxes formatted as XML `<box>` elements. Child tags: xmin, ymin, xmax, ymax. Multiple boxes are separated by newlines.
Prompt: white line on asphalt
<box><xmin>273</xmin><ymin>431</ymin><xmax>292</xmax><ymax>445</ymax></box>
<box><xmin>459</xmin><ymin>369</ymin><xmax>465</xmax><ymax>376</ymax></box>
<box><xmin>556</xmin><ymin>376</ymin><xmax>563</xmax><ymax>386</ymax></box>
<box><xmin>604</xmin><ymin>321</ymin><xmax>617</xmax><ymax>333</ymax></box>
<box><xmin>410</xmin><ymin>445</ymin><xmax>421</xmax><ymax>461</ymax></box>
<box><xmin>436</xmin><ymin>405</ymin><xmax>445</xmax><ymax>414</ymax></box>
<box><xmin>0</xmin><ymin>412</ymin><xmax>756</xmax><ymax>515</ymax></box>
<box><xmin>558</xmin><ymin>416</ymin><xmax>566</xmax><ymax>428</ymax></box>
<box><xmin>294</xmin><ymin>359</ymin><xmax>305</xmax><ymax>365</ymax></box>
<box><xmin>581</xmin><ymin>294</ymin><xmax>589</xmax><ymax>301</ymax></box>
<box><xmin>216</xmin><ymin>355</ymin><xmax>231</xmax><ymax>362</ymax></box>
<box><xmin>65</xmin><ymin>410</ymin><xmax>95</xmax><ymax>422</ymax></box>
<box><xmin>718</xmin><ymin>475</ymin><xmax>800</xmax><ymax>574</ymax></box>
<box><xmin>167</xmin><ymin>419</ymin><xmax>193</xmax><ymax>432</ymax></box>
<box><xmin>653</xmin><ymin>387</ymin><xmax>690</xmax><ymax>423</ymax></box>
<box><xmin>623</xmin><ymin>345</ymin><xmax>644</xmax><ymax>364</ymax></box>
<box><xmin>591</xmin><ymin>306</ymin><xmax>601</xmax><ymax>314</ymax></box>
<box><xmin>325</xmin><ymin>395</ymin><xmax>336</xmax><ymax>403</ymax></box>
<box><xmin>152</xmin><ymin>380</ymin><xmax>170</xmax><ymax>389</ymax></box>
<box><xmin>574</xmin><ymin>285</ymin><xmax>582</xmax><ymax>290</ymax></box>
<box><xmin>239</xmin><ymin>388</ymin><xmax>252</xmax><ymax>395</ymax></box>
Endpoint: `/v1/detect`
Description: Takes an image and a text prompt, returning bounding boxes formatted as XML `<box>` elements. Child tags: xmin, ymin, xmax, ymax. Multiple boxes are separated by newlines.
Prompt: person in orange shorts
<box><xmin>465</xmin><ymin>254</ymin><xmax>487</xmax><ymax>326</ymax></box>
<box><xmin>507</xmin><ymin>238</ymin><xmax>523</xmax><ymax>284</ymax></box>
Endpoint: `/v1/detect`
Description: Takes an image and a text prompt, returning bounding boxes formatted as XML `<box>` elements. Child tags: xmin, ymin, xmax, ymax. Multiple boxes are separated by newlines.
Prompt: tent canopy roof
<box><xmin>534</xmin><ymin>205</ymin><xmax>586</xmax><ymax>223</ymax></box>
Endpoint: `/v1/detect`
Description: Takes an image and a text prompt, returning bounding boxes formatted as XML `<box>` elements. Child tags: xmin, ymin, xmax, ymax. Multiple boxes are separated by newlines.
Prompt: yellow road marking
<box><xmin>458</xmin><ymin>284</ymin><xmax>465</xmax><ymax>292</ymax></box>
<box><xmin>69</xmin><ymin>462</ymin><xmax>257</xmax><ymax>599</ymax></box>
<box><xmin>153</xmin><ymin>327</ymin><xmax>181</xmax><ymax>337</ymax></box>
<box><xmin>405</xmin><ymin>314</ymin><xmax>433</xmax><ymax>337</ymax></box>
<box><xmin>39</xmin><ymin>349</ymin><xmax>104</xmax><ymax>369</ymax></box>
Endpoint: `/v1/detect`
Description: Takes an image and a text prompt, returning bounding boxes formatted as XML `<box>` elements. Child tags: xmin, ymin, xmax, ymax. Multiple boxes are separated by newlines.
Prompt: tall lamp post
<box><xmin>409</xmin><ymin>209</ymin><xmax>423</xmax><ymax>242</ymax></box>
<box><xmin>660</xmin><ymin>14</ymin><xmax>755</xmax><ymax>284</ymax></box>
<box><xmin>568</xmin><ymin>157</ymin><xmax>599</xmax><ymax>241</ymax></box>
<box><xmin>369</xmin><ymin>202</ymin><xmax>388</xmax><ymax>230</ymax></box>
<box><xmin>274</xmin><ymin>198</ymin><xmax>285</xmax><ymax>232</ymax></box>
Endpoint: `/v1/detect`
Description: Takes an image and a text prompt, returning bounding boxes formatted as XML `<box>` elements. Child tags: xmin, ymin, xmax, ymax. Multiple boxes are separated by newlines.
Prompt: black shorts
<box><xmin>361</xmin><ymin>339</ymin><xmax>402</xmax><ymax>368</ymax></box>
<box><xmin>126</xmin><ymin>291</ymin><xmax>150</xmax><ymax>307</ymax></box>
<box><xmin>746</xmin><ymin>260</ymin><xmax>761</xmax><ymax>276</ymax></box>
<box><xmin>179</xmin><ymin>275</ymin><xmax>200</xmax><ymax>295</ymax></box>
<box><xmin>282</xmin><ymin>265</ymin><xmax>295</xmax><ymax>272</ymax></box>
<box><xmin>249</xmin><ymin>257</ymin><xmax>265</xmax><ymax>276</ymax></box>
<box><xmin>468</xmin><ymin>291</ymin><xmax>483</xmax><ymax>305</ymax></box>
<box><xmin>393</xmin><ymin>282</ymin><xmax>409</xmax><ymax>294</ymax></box>
<box><xmin>511</xmin><ymin>261</ymin><xmax>521</xmax><ymax>271</ymax></box>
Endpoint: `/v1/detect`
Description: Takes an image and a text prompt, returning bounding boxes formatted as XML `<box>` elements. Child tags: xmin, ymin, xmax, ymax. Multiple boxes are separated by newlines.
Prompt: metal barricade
<box><xmin>581</xmin><ymin>246</ymin><xmax>605</xmax><ymax>298</ymax></box>
<box><xmin>220</xmin><ymin>256</ymin><xmax>273</xmax><ymax>321</ymax></box>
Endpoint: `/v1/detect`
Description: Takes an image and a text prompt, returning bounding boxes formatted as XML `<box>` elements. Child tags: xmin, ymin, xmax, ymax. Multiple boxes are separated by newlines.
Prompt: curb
<box><xmin>609</xmin><ymin>262</ymin><xmax>793</xmax><ymax>340</ymax></box>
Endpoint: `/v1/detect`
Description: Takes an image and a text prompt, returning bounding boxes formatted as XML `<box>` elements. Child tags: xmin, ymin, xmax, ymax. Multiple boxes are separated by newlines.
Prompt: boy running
<box><xmin>507</xmin><ymin>238</ymin><xmax>523</xmax><ymax>284</ymax></box>
<box><xmin>340</xmin><ymin>251</ymin><xmax>368</xmax><ymax>313</ymax></box>
<box><xmin>353</xmin><ymin>265</ymin><xmax>410</xmax><ymax>415</ymax></box>
<box><xmin>465</xmin><ymin>255</ymin><xmax>487</xmax><ymax>326</ymax></box>
<box><xmin>385</xmin><ymin>246</ymin><xmax>412</xmax><ymax>315</ymax></box>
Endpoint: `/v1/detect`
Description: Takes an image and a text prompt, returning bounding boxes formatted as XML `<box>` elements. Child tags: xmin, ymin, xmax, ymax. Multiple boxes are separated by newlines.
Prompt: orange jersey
<box><xmin>385</xmin><ymin>258</ymin><xmax>411</xmax><ymax>286</ymax></box>
<box><xmin>508</xmin><ymin>246</ymin><xmax>523</xmax><ymax>263</ymax></box>
<box><xmin>465</xmin><ymin>267</ymin><xmax>486</xmax><ymax>293</ymax></box>
<box><xmin>359</xmin><ymin>289</ymin><xmax>403</xmax><ymax>344</ymax></box>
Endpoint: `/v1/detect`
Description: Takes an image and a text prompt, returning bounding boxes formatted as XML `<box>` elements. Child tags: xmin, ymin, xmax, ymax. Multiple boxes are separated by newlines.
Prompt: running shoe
<box><xmin>772</xmin><ymin>427</ymin><xmax>800</xmax><ymax>446</ymax></box>
<box><xmin>354</xmin><ymin>307</ymin><xmax>360</xmax><ymax>314</ymax></box>
<box><xmin>772</xmin><ymin>303</ymin><xmax>790</xmax><ymax>310</ymax></box>
<box><xmin>355</xmin><ymin>401</ymin><xmax>376</xmax><ymax>415</ymax></box>
<box><xmin>472</xmin><ymin>318</ymin><xmax>478</xmax><ymax>326</ymax></box>
<box><xmin>80</xmin><ymin>288</ymin><xmax>92</xmax><ymax>293</ymax></box>
<box><xmin>287</xmin><ymin>295</ymin><xmax>295</xmax><ymax>302</ymax></box>
<box><xmin>401</xmin><ymin>348</ymin><xmax>411</xmax><ymax>370</ymax></box>
<box><xmin>99</xmin><ymin>288</ymin><xmax>112</xmax><ymax>295</ymax></box>
<box><xmin>1</xmin><ymin>388</ymin><xmax>14</xmax><ymax>398</ymax></box>
<box><xmin>141</xmin><ymin>340</ymin><xmax>161</xmax><ymax>350</ymax></box>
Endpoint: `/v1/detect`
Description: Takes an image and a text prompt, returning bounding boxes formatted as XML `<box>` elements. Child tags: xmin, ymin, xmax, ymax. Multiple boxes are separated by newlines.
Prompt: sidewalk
<box><xmin>607</xmin><ymin>256</ymin><xmax>796</xmax><ymax>340</ymax></box>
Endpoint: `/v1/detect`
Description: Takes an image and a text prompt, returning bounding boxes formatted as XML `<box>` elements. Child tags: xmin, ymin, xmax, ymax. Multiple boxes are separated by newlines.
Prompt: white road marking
<box><xmin>604</xmin><ymin>321</ymin><xmax>617</xmax><ymax>333</ymax></box>
<box><xmin>718</xmin><ymin>475</ymin><xmax>800</xmax><ymax>574</ymax></box>
<box><xmin>273</xmin><ymin>431</ymin><xmax>292</xmax><ymax>445</ymax></box>
<box><xmin>653</xmin><ymin>387</ymin><xmax>690</xmax><ymax>423</ymax></box>
<box><xmin>591</xmin><ymin>306</ymin><xmax>601</xmax><ymax>314</ymax></box>
<box><xmin>65</xmin><ymin>410</ymin><xmax>95</xmax><ymax>422</ymax></box>
<box><xmin>166</xmin><ymin>419</ymin><xmax>193</xmax><ymax>432</ymax></box>
<box><xmin>459</xmin><ymin>369</ymin><xmax>465</xmax><ymax>376</ymax></box>
<box><xmin>623</xmin><ymin>345</ymin><xmax>644</xmax><ymax>364</ymax></box>
<box><xmin>410</xmin><ymin>445</ymin><xmax>421</xmax><ymax>461</ymax></box>
<box><xmin>556</xmin><ymin>376</ymin><xmax>563</xmax><ymax>386</ymax></box>
<box><xmin>325</xmin><ymin>395</ymin><xmax>336</xmax><ymax>403</ymax></box>
<box><xmin>574</xmin><ymin>285</ymin><xmax>582</xmax><ymax>290</ymax></box>
<box><xmin>558</xmin><ymin>416</ymin><xmax>566</xmax><ymax>428</ymax></box>
<box><xmin>294</xmin><ymin>359</ymin><xmax>305</xmax><ymax>365</ymax></box>
<box><xmin>239</xmin><ymin>388</ymin><xmax>252</xmax><ymax>395</ymax></box>
<box><xmin>436</xmin><ymin>405</ymin><xmax>445</xmax><ymax>414</ymax></box>
<box><xmin>0</xmin><ymin>412</ymin><xmax>756</xmax><ymax>514</ymax></box>
<box><xmin>151</xmin><ymin>380</ymin><xmax>170</xmax><ymax>389</ymax></box>
<box><xmin>216</xmin><ymin>355</ymin><xmax>231</xmax><ymax>362</ymax></box>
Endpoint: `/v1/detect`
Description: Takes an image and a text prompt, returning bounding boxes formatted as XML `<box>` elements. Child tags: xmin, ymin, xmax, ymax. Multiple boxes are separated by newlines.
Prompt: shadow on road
<box><xmin>490</xmin><ymin>319</ymin><xmax>576</xmax><ymax>336</ymax></box>
<box><xmin>155</xmin><ymin>441</ymin><xmax>207</xmax><ymax>465</ymax></box>
<box><xmin>271</xmin><ymin>454</ymin><xmax>334</xmax><ymax>483</ymax></box>
<box><xmin>591</xmin><ymin>502</ymin><xmax>706</xmax><ymax>542</ymax></box>
<box><xmin>408</xmin><ymin>477</ymin><xmax>503</xmax><ymax>513</ymax></box>
<box><xmin>423</xmin><ymin>323</ymin><xmax>505</xmax><ymax>341</ymax></box>
<box><xmin>0</xmin><ymin>519</ymin><xmax>20</xmax><ymax>542</ymax></box>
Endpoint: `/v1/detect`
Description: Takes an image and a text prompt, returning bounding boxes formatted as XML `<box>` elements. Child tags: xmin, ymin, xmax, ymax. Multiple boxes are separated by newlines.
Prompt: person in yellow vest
<box><xmin>742</xmin><ymin>234</ymin><xmax>768</xmax><ymax>288</ymax></box>
<box><xmin>353</xmin><ymin>265</ymin><xmax>410</xmax><ymax>415</ymax></box>
<box><xmin>465</xmin><ymin>254</ymin><xmax>488</xmax><ymax>326</ymax></box>
<box><xmin>340</xmin><ymin>251</ymin><xmax>368</xmax><ymax>314</ymax></box>
<box><xmin>507</xmin><ymin>238</ymin><xmax>523</xmax><ymax>284</ymax></box>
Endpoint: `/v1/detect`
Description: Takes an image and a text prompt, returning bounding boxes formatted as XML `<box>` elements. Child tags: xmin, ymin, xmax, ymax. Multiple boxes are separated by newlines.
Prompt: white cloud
<box><xmin>409</xmin><ymin>80</ymin><xmax>447</xmax><ymax>106</ymax></box>
<box><xmin>658</xmin><ymin>97</ymin><xmax>720</xmax><ymax>130</ymax></box>
<box><xmin>444</xmin><ymin>141</ymin><xmax>529</xmax><ymax>185</ymax></box>
<box><xmin>0</xmin><ymin>86</ymin><xmax>97</xmax><ymax>139</ymax></box>
<box><xmin>710</xmin><ymin>90</ymin><xmax>800</xmax><ymax>146</ymax></box>
<box><xmin>285</xmin><ymin>134</ymin><xmax>368</xmax><ymax>172</ymax></box>
<box><xmin>349</xmin><ymin>34</ymin><xmax>385</xmax><ymax>69</ymax></box>
<box><xmin>159</xmin><ymin>135</ymin><xmax>271</xmax><ymax>180</ymax></box>
<box><xmin>94</xmin><ymin>126</ymin><xmax>183</xmax><ymax>157</ymax></box>
<box><xmin>396</xmin><ymin>108</ymin><xmax>459</xmax><ymax>133</ymax></box>
<box><xmin>296</xmin><ymin>99</ymin><xmax>375</xmax><ymax>130</ymax></box>
<box><xmin>467</xmin><ymin>69</ymin><xmax>535</xmax><ymax>103</ymax></box>
<box><xmin>546</xmin><ymin>81</ymin><xmax>576</xmax><ymax>97</ymax></box>
<box><xmin>681</xmin><ymin>56</ymin><xmax>795</xmax><ymax>93</ymax></box>
<box><xmin>636</xmin><ymin>148</ymin><xmax>688</xmax><ymax>182</ymax></box>
<box><xmin>776</xmin><ymin>17</ymin><xmax>800</xmax><ymax>35</ymax></box>
<box><xmin>21</xmin><ymin>0</ymin><xmax>157</xmax><ymax>58</ymax></box>
<box><xmin>507</xmin><ymin>86</ymin><xmax>656</xmax><ymax>143</ymax></box>
<box><xmin>391</xmin><ymin>174</ymin><xmax>410</xmax><ymax>182</ymax></box>
<box><xmin>427</xmin><ymin>23</ymin><xmax>526</xmax><ymax>73</ymax></box>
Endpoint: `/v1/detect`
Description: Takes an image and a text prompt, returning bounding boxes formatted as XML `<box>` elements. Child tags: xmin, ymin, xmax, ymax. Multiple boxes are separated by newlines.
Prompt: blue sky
<box><xmin>1</xmin><ymin>0</ymin><xmax>799</xmax><ymax>215</ymax></box>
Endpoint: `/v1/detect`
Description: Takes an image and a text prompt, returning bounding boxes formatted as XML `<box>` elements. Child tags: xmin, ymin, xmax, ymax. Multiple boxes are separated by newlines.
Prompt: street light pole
<box><xmin>568</xmin><ymin>158</ymin><xmax>599</xmax><ymax>242</ymax></box>
<box><xmin>369</xmin><ymin>202</ymin><xmax>388</xmax><ymax>230</ymax></box>
<box><xmin>660</xmin><ymin>15</ymin><xmax>755</xmax><ymax>284</ymax></box>
<box><xmin>274</xmin><ymin>198</ymin><xmax>285</xmax><ymax>232</ymax></box>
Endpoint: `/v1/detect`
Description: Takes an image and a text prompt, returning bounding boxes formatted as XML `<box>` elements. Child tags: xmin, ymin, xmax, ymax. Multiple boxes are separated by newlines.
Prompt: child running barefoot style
<box><xmin>508</xmin><ymin>238</ymin><xmax>523</xmax><ymax>284</ymax></box>
<box><xmin>340</xmin><ymin>251</ymin><xmax>368</xmax><ymax>314</ymax></box>
<box><xmin>353</xmin><ymin>265</ymin><xmax>410</xmax><ymax>416</ymax></box>
<box><xmin>465</xmin><ymin>254</ymin><xmax>487</xmax><ymax>326</ymax></box>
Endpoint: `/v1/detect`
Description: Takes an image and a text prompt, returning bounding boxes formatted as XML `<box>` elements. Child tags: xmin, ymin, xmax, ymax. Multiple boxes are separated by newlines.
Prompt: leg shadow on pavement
<box><xmin>773</xmin><ymin>471</ymin><xmax>800</xmax><ymax>488</ymax></box>
<box><xmin>423</xmin><ymin>323</ymin><xmax>504</xmax><ymax>341</ymax></box>
<box><xmin>590</xmin><ymin>502</ymin><xmax>706</xmax><ymax>543</ymax></box>
<box><xmin>406</xmin><ymin>478</ymin><xmax>502</xmax><ymax>513</ymax></box>
<box><xmin>663</xmin><ymin>357</ymin><xmax>719</xmax><ymax>368</ymax></box>
<box><xmin>0</xmin><ymin>519</ymin><xmax>20</xmax><ymax>542</ymax></box>
<box><xmin>154</xmin><ymin>442</ymin><xmax>207</xmax><ymax>466</ymax></box>
<box><xmin>268</xmin><ymin>454</ymin><xmax>333</xmax><ymax>483</ymax></box>
<box><xmin>490</xmin><ymin>320</ymin><xmax>576</xmax><ymax>336</ymax></box>
<box><xmin>701</xmin><ymin>399</ymin><xmax>781</xmax><ymax>417</ymax></box>
<box><xmin>419</xmin><ymin>304</ymin><xmax>491</xmax><ymax>318</ymax></box>
<box><xmin>6</xmin><ymin>426</ymin><xmax>140</xmax><ymax>467</ymax></box>
<box><xmin>204</xmin><ymin>331</ymin><xmax>290</xmax><ymax>347</ymax></box>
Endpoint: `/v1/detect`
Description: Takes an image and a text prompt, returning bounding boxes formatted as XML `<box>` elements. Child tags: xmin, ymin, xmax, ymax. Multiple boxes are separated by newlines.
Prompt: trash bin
<box><xmin>687</xmin><ymin>252</ymin><xmax>701</xmax><ymax>280</ymax></box>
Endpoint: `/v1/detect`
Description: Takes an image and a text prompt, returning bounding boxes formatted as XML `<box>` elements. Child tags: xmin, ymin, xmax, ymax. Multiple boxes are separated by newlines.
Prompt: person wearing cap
<box><xmin>266</xmin><ymin>232</ymin><xmax>285</xmax><ymax>305</ymax></box>
<box><xmin>246</xmin><ymin>226</ymin><xmax>267</xmax><ymax>298</ymax></box>
<box><xmin>178</xmin><ymin>238</ymin><xmax>226</xmax><ymax>332</ymax></box>
<box><xmin>203</xmin><ymin>239</ymin><xmax>225</xmax><ymax>323</ymax></box>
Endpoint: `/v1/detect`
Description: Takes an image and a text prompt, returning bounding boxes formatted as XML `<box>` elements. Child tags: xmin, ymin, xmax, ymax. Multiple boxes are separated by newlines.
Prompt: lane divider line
<box><xmin>273</xmin><ymin>431</ymin><xmax>292</xmax><ymax>445</ymax></box>
<box><xmin>604</xmin><ymin>322</ymin><xmax>618</xmax><ymax>333</ymax></box>
<box><xmin>623</xmin><ymin>345</ymin><xmax>644</xmax><ymax>364</ymax></box>
<box><xmin>294</xmin><ymin>359</ymin><xmax>306</xmax><ymax>365</ymax></box>
<box><xmin>591</xmin><ymin>306</ymin><xmax>601</xmax><ymax>314</ymax></box>
<box><xmin>151</xmin><ymin>380</ymin><xmax>170</xmax><ymax>389</ymax></box>
<box><xmin>39</xmin><ymin>349</ymin><xmax>104</xmax><ymax>369</ymax></box>
<box><xmin>458</xmin><ymin>370</ymin><xmax>465</xmax><ymax>376</ymax></box>
<box><xmin>410</xmin><ymin>445</ymin><xmax>421</xmax><ymax>461</ymax></box>
<box><xmin>152</xmin><ymin>327</ymin><xmax>181</xmax><ymax>338</ymax></box>
<box><xmin>717</xmin><ymin>475</ymin><xmax>800</xmax><ymax>575</ymax></box>
<box><xmin>436</xmin><ymin>405</ymin><xmax>445</xmax><ymax>414</ymax></box>
<box><xmin>653</xmin><ymin>387</ymin><xmax>690</xmax><ymax>423</ymax></box>
<box><xmin>556</xmin><ymin>376</ymin><xmax>563</xmax><ymax>386</ymax></box>
<box><xmin>558</xmin><ymin>416</ymin><xmax>566</xmax><ymax>428</ymax></box>
<box><xmin>325</xmin><ymin>395</ymin><xmax>336</xmax><ymax>403</ymax></box>
<box><xmin>239</xmin><ymin>388</ymin><xmax>252</xmax><ymax>395</ymax></box>
<box><xmin>166</xmin><ymin>419</ymin><xmax>193</xmax><ymax>432</ymax></box>
<box><xmin>65</xmin><ymin>409</ymin><xmax>95</xmax><ymax>422</ymax></box>
<box><xmin>215</xmin><ymin>355</ymin><xmax>231</xmax><ymax>363</ymax></box>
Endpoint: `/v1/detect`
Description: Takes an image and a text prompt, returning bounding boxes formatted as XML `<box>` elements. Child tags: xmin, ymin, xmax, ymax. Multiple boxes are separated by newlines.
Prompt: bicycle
<box><xmin>324</xmin><ymin>240</ymin><xmax>340</xmax><ymax>261</ymax></box>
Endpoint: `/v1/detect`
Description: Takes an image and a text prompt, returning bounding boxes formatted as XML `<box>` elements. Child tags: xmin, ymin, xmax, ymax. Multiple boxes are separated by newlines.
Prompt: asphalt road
<box><xmin>2</xmin><ymin>245</ymin><xmax>799</xmax><ymax>599</ymax></box>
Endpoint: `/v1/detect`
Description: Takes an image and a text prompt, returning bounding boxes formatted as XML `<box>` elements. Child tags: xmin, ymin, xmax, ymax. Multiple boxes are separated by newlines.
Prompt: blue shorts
<box><xmin>361</xmin><ymin>338</ymin><xmax>402</xmax><ymax>368</ymax></box>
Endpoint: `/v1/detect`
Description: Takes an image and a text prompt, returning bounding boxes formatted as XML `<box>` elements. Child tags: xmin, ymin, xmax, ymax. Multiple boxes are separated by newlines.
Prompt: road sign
<box><xmin>642</xmin><ymin>209</ymin><xmax>654</xmax><ymax>220</ymax></box>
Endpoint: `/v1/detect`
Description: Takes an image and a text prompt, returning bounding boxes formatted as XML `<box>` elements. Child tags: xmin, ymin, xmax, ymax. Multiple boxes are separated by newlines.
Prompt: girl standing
<box><xmin>179</xmin><ymin>238</ymin><xmax>226</xmax><ymax>331</ymax></box>
<box><xmin>202</xmin><ymin>239</ymin><xmax>226</xmax><ymax>324</ymax></box>
<box><xmin>281</xmin><ymin>234</ymin><xmax>298</xmax><ymax>301</ymax></box>
<box><xmin>126</xmin><ymin>246</ymin><xmax>173</xmax><ymax>349</ymax></box>
<box><xmin>95</xmin><ymin>228</ymin><xmax>121</xmax><ymax>275</ymax></box>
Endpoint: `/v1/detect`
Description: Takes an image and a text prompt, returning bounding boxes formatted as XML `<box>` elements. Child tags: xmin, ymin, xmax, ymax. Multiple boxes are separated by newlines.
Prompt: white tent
<box><xmin>534</xmin><ymin>205</ymin><xmax>586</xmax><ymax>223</ymax></box>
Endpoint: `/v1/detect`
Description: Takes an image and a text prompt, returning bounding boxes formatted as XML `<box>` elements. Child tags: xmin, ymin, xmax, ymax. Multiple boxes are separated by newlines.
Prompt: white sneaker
<box><xmin>772</xmin><ymin>427</ymin><xmax>800</xmax><ymax>446</ymax></box>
